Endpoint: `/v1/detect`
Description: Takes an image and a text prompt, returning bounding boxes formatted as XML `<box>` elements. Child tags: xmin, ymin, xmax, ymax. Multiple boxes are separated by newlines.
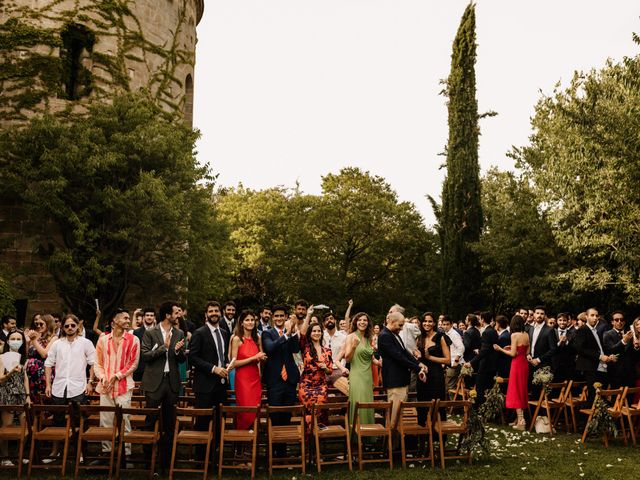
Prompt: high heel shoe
<box><xmin>512</xmin><ymin>420</ymin><xmax>526</xmax><ymax>431</ymax></box>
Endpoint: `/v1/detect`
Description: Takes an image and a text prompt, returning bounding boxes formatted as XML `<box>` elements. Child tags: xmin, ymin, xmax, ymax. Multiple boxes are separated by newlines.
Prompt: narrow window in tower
<box><xmin>60</xmin><ymin>24</ymin><xmax>95</xmax><ymax>100</ymax></box>
<box><xmin>184</xmin><ymin>74</ymin><xmax>194</xmax><ymax>127</ymax></box>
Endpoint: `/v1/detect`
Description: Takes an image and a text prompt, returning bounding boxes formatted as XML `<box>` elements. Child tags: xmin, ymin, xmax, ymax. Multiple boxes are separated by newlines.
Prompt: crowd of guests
<box><xmin>0</xmin><ymin>300</ymin><xmax>639</xmax><ymax>468</ymax></box>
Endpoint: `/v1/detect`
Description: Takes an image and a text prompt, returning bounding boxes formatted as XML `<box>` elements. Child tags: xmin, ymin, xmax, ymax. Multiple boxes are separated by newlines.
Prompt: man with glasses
<box><xmin>44</xmin><ymin>314</ymin><xmax>96</xmax><ymax>416</ymax></box>
<box><xmin>603</xmin><ymin>311</ymin><xmax>634</xmax><ymax>388</ymax></box>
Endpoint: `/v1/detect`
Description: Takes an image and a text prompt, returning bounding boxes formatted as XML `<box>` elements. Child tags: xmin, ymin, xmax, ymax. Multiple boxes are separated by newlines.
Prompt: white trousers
<box><xmin>100</xmin><ymin>390</ymin><xmax>133</xmax><ymax>455</ymax></box>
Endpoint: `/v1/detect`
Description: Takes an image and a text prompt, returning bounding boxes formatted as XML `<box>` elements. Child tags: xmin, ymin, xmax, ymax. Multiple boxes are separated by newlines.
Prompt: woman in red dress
<box><xmin>229</xmin><ymin>311</ymin><xmax>266</xmax><ymax>429</ymax></box>
<box><xmin>494</xmin><ymin>314</ymin><xmax>530</xmax><ymax>430</ymax></box>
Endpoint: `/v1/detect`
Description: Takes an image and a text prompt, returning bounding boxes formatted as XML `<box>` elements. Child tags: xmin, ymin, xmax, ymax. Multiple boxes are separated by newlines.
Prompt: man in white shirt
<box><xmin>441</xmin><ymin>315</ymin><xmax>465</xmax><ymax>392</ymax></box>
<box><xmin>45</xmin><ymin>314</ymin><xmax>96</xmax><ymax>423</ymax></box>
<box><xmin>322</xmin><ymin>312</ymin><xmax>349</xmax><ymax>391</ymax></box>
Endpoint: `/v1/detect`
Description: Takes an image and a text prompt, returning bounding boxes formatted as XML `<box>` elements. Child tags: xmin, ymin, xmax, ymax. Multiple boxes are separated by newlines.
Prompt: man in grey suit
<box><xmin>141</xmin><ymin>301</ymin><xmax>186</xmax><ymax>469</ymax></box>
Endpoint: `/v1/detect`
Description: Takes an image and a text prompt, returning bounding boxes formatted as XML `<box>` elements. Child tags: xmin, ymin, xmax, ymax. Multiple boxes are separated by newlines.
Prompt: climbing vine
<box><xmin>0</xmin><ymin>0</ymin><xmax>198</xmax><ymax>121</ymax></box>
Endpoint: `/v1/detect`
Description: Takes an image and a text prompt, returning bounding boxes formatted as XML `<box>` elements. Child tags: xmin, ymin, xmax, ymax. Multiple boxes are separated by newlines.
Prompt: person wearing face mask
<box><xmin>0</xmin><ymin>329</ymin><xmax>29</xmax><ymax>467</ymax></box>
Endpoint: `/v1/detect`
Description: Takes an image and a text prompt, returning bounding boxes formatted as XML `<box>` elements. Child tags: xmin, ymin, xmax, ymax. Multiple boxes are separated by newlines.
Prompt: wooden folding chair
<box><xmin>398</xmin><ymin>401</ymin><xmax>435</xmax><ymax>468</ymax></box>
<box><xmin>580</xmin><ymin>388</ymin><xmax>625</xmax><ymax>447</ymax></box>
<box><xmin>266</xmin><ymin>404</ymin><xmax>305</xmax><ymax>476</ymax></box>
<box><xmin>448</xmin><ymin>375</ymin><xmax>469</xmax><ymax>401</ymax></box>
<box><xmin>433</xmin><ymin>400</ymin><xmax>472</xmax><ymax>469</ymax></box>
<box><xmin>0</xmin><ymin>404</ymin><xmax>29</xmax><ymax>478</ymax></box>
<box><xmin>562</xmin><ymin>381</ymin><xmax>588</xmax><ymax>433</ymax></box>
<box><xmin>218</xmin><ymin>405</ymin><xmax>260</xmax><ymax>480</ymax></box>
<box><xmin>169</xmin><ymin>407</ymin><xmax>215</xmax><ymax>480</ymax></box>
<box><xmin>115</xmin><ymin>406</ymin><xmax>160</xmax><ymax>480</ymax></box>
<box><xmin>354</xmin><ymin>401</ymin><xmax>392</xmax><ymax>471</ymax></box>
<box><xmin>620</xmin><ymin>386</ymin><xmax>640</xmax><ymax>446</ymax></box>
<box><xmin>74</xmin><ymin>404</ymin><xmax>120</xmax><ymax>479</ymax></box>
<box><xmin>312</xmin><ymin>402</ymin><xmax>352</xmax><ymax>472</ymax></box>
<box><xmin>128</xmin><ymin>395</ymin><xmax>147</xmax><ymax>429</ymax></box>
<box><xmin>528</xmin><ymin>381</ymin><xmax>568</xmax><ymax>435</ymax></box>
<box><xmin>27</xmin><ymin>404</ymin><xmax>74</xmax><ymax>479</ymax></box>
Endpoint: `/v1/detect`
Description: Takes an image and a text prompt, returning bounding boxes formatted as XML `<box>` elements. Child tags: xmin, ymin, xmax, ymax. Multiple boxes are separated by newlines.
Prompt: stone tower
<box><xmin>0</xmin><ymin>0</ymin><xmax>204</xmax><ymax>319</ymax></box>
<box><xmin>0</xmin><ymin>0</ymin><xmax>204</xmax><ymax>126</ymax></box>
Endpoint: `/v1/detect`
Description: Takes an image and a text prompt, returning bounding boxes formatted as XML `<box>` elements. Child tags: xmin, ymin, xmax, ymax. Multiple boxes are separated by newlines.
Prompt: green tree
<box><xmin>475</xmin><ymin>169</ymin><xmax>564</xmax><ymax>313</ymax></box>
<box><xmin>0</xmin><ymin>92</ymin><xmax>224</xmax><ymax>320</ymax></box>
<box><xmin>514</xmin><ymin>39</ymin><xmax>640</xmax><ymax>304</ymax></box>
<box><xmin>432</xmin><ymin>3</ymin><xmax>484</xmax><ymax>319</ymax></box>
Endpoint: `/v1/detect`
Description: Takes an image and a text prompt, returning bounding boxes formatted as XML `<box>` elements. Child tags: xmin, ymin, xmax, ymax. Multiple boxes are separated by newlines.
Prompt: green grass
<box><xmin>4</xmin><ymin>426</ymin><xmax>639</xmax><ymax>480</ymax></box>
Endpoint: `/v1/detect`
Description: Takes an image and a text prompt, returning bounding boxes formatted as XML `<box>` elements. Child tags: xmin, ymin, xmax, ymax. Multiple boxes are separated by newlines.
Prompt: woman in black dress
<box><xmin>416</xmin><ymin>312</ymin><xmax>451</xmax><ymax>426</ymax></box>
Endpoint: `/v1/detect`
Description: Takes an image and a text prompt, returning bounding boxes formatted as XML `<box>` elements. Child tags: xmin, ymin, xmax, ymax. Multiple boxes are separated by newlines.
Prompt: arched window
<box><xmin>60</xmin><ymin>24</ymin><xmax>95</xmax><ymax>100</ymax></box>
<box><xmin>184</xmin><ymin>74</ymin><xmax>194</xmax><ymax>127</ymax></box>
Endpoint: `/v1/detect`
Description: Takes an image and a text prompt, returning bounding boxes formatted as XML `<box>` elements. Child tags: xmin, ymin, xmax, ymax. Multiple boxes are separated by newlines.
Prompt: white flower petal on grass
<box><xmin>579</xmin><ymin>474</ymin><xmax>585</xmax><ymax>477</ymax></box>
<box><xmin>617</xmin><ymin>458</ymin><xmax>623</xmax><ymax>462</ymax></box>
<box><xmin>606</xmin><ymin>465</ymin><xmax>612</xmax><ymax>468</ymax></box>
<box><xmin>521</xmin><ymin>467</ymin><xmax>527</xmax><ymax>471</ymax></box>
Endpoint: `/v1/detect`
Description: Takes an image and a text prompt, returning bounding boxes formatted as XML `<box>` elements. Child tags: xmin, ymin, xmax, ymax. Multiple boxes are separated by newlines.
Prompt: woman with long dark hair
<box><xmin>345</xmin><ymin>312</ymin><xmax>375</xmax><ymax>425</ymax></box>
<box><xmin>229</xmin><ymin>310</ymin><xmax>266</xmax><ymax>429</ymax></box>
<box><xmin>298</xmin><ymin>319</ymin><xmax>332</xmax><ymax>431</ymax></box>
<box><xmin>416</xmin><ymin>312</ymin><xmax>450</xmax><ymax>425</ymax></box>
<box><xmin>494</xmin><ymin>314</ymin><xmax>530</xmax><ymax>430</ymax></box>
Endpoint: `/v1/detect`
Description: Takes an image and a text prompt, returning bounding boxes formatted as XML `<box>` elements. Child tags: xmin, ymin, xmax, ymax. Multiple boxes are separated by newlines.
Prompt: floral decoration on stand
<box><xmin>460</xmin><ymin>388</ymin><xmax>488</xmax><ymax>455</ymax></box>
<box><xmin>479</xmin><ymin>377</ymin><xmax>506</xmax><ymax>423</ymax></box>
<box><xmin>586</xmin><ymin>383</ymin><xmax>617</xmax><ymax>438</ymax></box>
<box><xmin>532</xmin><ymin>366</ymin><xmax>554</xmax><ymax>394</ymax></box>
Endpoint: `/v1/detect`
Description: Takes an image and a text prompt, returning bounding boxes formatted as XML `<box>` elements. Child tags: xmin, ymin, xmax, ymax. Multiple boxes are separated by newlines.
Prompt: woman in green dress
<box><xmin>344</xmin><ymin>312</ymin><xmax>375</xmax><ymax>426</ymax></box>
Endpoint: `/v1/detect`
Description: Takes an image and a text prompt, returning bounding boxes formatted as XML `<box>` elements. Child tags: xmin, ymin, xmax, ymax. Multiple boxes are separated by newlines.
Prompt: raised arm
<box><xmin>344</xmin><ymin>299</ymin><xmax>353</xmax><ymax>324</ymax></box>
<box><xmin>92</xmin><ymin>309</ymin><xmax>103</xmax><ymax>336</ymax></box>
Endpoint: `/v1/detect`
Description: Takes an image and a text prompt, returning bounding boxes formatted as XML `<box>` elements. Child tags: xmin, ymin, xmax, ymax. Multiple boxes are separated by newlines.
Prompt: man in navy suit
<box><xmin>188</xmin><ymin>301</ymin><xmax>230</xmax><ymax>459</ymax></box>
<box><xmin>262</xmin><ymin>304</ymin><xmax>301</xmax><ymax>456</ymax></box>
<box><xmin>378</xmin><ymin>311</ymin><xmax>427</xmax><ymax>429</ymax></box>
<box><xmin>466</xmin><ymin>312</ymin><xmax>499</xmax><ymax>407</ymax></box>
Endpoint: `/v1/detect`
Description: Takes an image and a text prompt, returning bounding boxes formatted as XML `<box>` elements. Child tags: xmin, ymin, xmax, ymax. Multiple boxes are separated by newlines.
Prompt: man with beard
<box><xmin>552</xmin><ymin>312</ymin><xmax>577</xmax><ymax>382</ymax></box>
<box><xmin>322</xmin><ymin>311</ymin><xmax>349</xmax><ymax>392</ymax></box>
<box><xmin>257</xmin><ymin>307</ymin><xmax>272</xmax><ymax>334</ymax></box>
<box><xmin>220</xmin><ymin>301</ymin><xmax>237</xmax><ymax>335</ymax></box>
<box><xmin>188</xmin><ymin>301</ymin><xmax>229</xmax><ymax>460</ymax></box>
<box><xmin>141</xmin><ymin>301</ymin><xmax>186</xmax><ymax>468</ymax></box>
<box><xmin>133</xmin><ymin>307</ymin><xmax>156</xmax><ymax>381</ymax></box>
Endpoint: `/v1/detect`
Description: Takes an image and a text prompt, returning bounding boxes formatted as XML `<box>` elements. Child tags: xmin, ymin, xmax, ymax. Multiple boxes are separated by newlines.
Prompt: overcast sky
<box><xmin>193</xmin><ymin>1</ymin><xmax>640</xmax><ymax>226</ymax></box>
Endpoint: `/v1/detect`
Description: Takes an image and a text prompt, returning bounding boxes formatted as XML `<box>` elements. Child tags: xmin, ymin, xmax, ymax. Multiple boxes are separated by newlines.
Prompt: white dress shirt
<box><xmin>445</xmin><ymin>328</ymin><xmax>465</xmax><ymax>366</ymax></box>
<box><xmin>589</xmin><ymin>325</ymin><xmax>607</xmax><ymax>373</ymax></box>
<box><xmin>323</xmin><ymin>329</ymin><xmax>347</xmax><ymax>367</ymax></box>
<box><xmin>45</xmin><ymin>336</ymin><xmax>96</xmax><ymax>398</ymax></box>
<box><xmin>159</xmin><ymin>325</ymin><xmax>172</xmax><ymax>373</ymax></box>
<box><xmin>206</xmin><ymin>323</ymin><xmax>225</xmax><ymax>369</ymax></box>
<box><xmin>531</xmin><ymin>322</ymin><xmax>544</xmax><ymax>357</ymax></box>
<box><xmin>399</xmin><ymin>322</ymin><xmax>420</xmax><ymax>354</ymax></box>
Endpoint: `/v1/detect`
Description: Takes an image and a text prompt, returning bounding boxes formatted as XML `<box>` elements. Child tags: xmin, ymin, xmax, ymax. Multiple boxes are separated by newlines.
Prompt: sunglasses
<box><xmin>63</xmin><ymin>324</ymin><xmax>77</xmax><ymax>329</ymax></box>
<box><xmin>34</xmin><ymin>322</ymin><xmax>45</xmax><ymax>327</ymax></box>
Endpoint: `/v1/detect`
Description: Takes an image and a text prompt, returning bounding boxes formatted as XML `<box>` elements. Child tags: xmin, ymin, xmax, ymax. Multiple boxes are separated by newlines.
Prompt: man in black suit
<box><xmin>466</xmin><ymin>311</ymin><xmax>499</xmax><ymax>407</ymax></box>
<box><xmin>188</xmin><ymin>301</ymin><xmax>230</xmax><ymax>459</ymax></box>
<box><xmin>377</xmin><ymin>311</ymin><xmax>427</xmax><ymax>429</ymax></box>
<box><xmin>573</xmin><ymin>307</ymin><xmax>617</xmax><ymax>403</ymax></box>
<box><xmin>495</xmin><ymin>315</ymin><xmax>511</xmax><ymax>379</ymax></box>
<box><xmin>0</xmin><ymin>315</ymin><xmax>16</xmax><ymax>343</ymax></box>
<box><xmin>527</xmin><ymin>306</ymin><xmax>557</xmax><ymax>393</ymax></box>
<box><xmin>257</xmin><ymin>306</ymin><xmax>272</xmax><ymax>334</ymax></box>
<box><xmin>140</xmin><ymin>301</ymin><xmax>186</xmax><ymax>468</ymax></box>
<box><xmin>462</xmin><ymin>314</ymin><xmax>481</xmax><ymax>363</ymax></box>
<box><xmin>551</xmin><ymin>312</ymin><xmax>576</xmax><ymax>382</ymax></box>
<box><xmin>603</xmin><ymin>311</ymin><xmax>634</xmax><ymax>389</ymax></box>
<box><xmin>262</xmin><ymin>305</ymin><xmax>300</xmax><ymax>456</ymax></box>
<box><xmin>219</xmin><ymin>300</ymin><xmax>237</xmax><ymax>335</ymax></box>
<box><xmin>133</xmin><ymin>307</ymin><xmax>156</xmax><ymax>382</ymax></box>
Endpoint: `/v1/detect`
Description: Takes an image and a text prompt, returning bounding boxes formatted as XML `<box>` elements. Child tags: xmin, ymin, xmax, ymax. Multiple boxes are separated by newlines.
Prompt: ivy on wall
<box><xmin>0</xmin><ymin>0</ymin><xmax>196</xmax><ymax>121</ymax></box>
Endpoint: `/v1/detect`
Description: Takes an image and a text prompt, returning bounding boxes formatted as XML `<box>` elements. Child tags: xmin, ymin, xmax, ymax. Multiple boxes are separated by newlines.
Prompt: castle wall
<box><xmin>0</xmin><ymin>0</ymin><xmax>204</xmax><ymax>319</ymax></box>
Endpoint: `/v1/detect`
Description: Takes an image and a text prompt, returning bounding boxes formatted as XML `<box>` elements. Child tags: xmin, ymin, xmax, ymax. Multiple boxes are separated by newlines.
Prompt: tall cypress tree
<box><xmin>436</xmin><ymin>3</ymin><xmax>483</xmax><ymax>319</ymax></box>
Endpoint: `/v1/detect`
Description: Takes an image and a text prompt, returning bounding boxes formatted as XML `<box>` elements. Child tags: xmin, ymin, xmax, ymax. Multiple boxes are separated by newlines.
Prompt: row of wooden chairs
<box><xmin>0</xmin><ymin>403</ymin><xmax>160</xmax><ymax>480</ymax></box>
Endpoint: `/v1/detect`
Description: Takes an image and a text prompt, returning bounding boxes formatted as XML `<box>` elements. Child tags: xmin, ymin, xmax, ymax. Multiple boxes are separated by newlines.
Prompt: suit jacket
<box><xmin>462</xmin><ymin>327</ymin><xmax>481</xmax><ymax>362</ymax></box>
<box><xmin>552</xmin><ymin>327</ymin><xmax>577</xmax><ymax>380</ymax></box>
<box><xmin>219</xmin><ymin>316</ymin><xmax>236</xmax><ymax>336</ymax></box>
<box><xmin>140</xmin><ymin>324</ymin><xmax>186</xmax><ymax>393</ymax></box>
<box><xmin>262</xmin><ymin>327</ymin><xmax>301</xmax><ymax>388</ymax></box>
<box><xmin>188</xmin><ymin>324</ymin><xmax>230</xmax><ymax>394</ymax></box>
<box><xmin>573</xmin><ymin>325</ymin><xmax>603</xmax><ymax>374</ymax></box>
<box><xmin>378</xmin><ymin>327</ymin><xmax>421</xmax><ymax>389</ymax></box>
<box><xmin>470</xmin><ymin>325</ymin><xmax>499</xmax><ymax>376</ymax></box>
<box><xmin>132</xmin><ymin>326</ymin><xmax>150</xmax><ymax>381</ymax></box>
<box><xmin>603</xmin><ymin>328</ymin><xmax>633</xmax><ymax>385</ymax></box>
<box><xmin>528</xmin><ymin>324</ymin><xmax>557</xmax><ymax>367</ymax></box>
<box><xmin>496</xmin><ymin>329</ymin><xmax>511</xmax><ymax>378</ymax></box>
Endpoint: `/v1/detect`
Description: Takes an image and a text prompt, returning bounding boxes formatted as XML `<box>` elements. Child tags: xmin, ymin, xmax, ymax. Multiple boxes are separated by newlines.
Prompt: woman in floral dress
<box><xmin>25</xmin><ymin>314</ymin><xmax>57</xmax><ymax>403</ymax></box>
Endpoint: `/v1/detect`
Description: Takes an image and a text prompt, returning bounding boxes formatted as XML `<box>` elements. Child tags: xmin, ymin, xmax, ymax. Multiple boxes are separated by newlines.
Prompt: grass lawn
<box><xmin>4</xmin><ymin>426</ymin><xmax>638</xmax><ymax>479</ymax></box>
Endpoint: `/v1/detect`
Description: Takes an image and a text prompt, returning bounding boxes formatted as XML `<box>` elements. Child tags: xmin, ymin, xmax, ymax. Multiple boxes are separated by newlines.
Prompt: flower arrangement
<box><xmin>586</xmin><ymin>385</ymin><xmax>617</xmax><ymax>437</ymax></box>
<box><xmin>460</xmin><ymin>388</ymin><xmax>488</xmax><ymax>455</ymax></box>
<box><xmin>532</xmin><ymin>366</ymin><xmax>554</xmax><ymax>394</ymax></box>
<box><xmin>460</xmin><ymin>364</ymin><xmax>474</xmax><ymax>378</ymax></box>
<box><xmin>479</xmin><ymin>380</ymin><xmax>506</xmax><ymax>423</ymax></box>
